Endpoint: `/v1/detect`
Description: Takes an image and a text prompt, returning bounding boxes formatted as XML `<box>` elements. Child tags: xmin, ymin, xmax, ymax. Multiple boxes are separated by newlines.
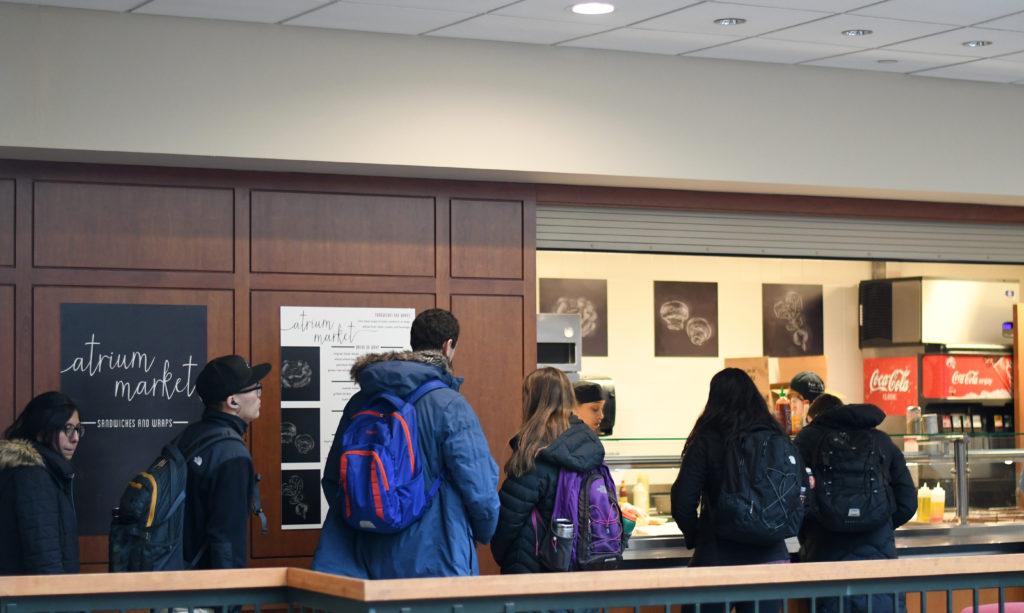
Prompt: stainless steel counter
<box><xmin>621</xmin><ymin>523</ymin><xmax>1024</xmax><ymax>568</ymax></box>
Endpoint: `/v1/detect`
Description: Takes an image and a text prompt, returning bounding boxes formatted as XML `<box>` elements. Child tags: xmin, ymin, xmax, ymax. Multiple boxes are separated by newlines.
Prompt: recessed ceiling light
<box><xmin>877</xmin><ymin>59</ymin><xmax>898</xmax><ymax>64</ymax></box>
<box><xmin>963</xmin><ymin>40</ymin><xmax>992</xmax><ymax>48</ymax></box>
<box><xmin>842</xmin><ymin>29</ymin><xmax>873</xmax><ymax>36</ymax></box>
<box><xmin>571</xmin><ymin>2</ymin><xmax>614</xmax><ymax>15</ymax></box>
<box><xmin>714</xmin><ymin>17</ymin><xmax>746</xmax><ymax>26</ymax></box>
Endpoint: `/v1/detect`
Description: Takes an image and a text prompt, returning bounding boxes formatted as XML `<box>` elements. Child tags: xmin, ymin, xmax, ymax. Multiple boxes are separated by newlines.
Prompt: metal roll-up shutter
<box><xmin>537</xmin><ymin>205</ymin><xmax>1024</xmax><ymax>263</ymax></box>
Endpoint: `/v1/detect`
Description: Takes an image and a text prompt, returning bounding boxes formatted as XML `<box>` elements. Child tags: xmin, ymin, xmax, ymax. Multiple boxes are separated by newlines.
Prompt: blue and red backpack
<box><xmin>533</xmin><ymin>464</ymin><xmax>627</xmax><ymax>571</ymax></box>
<box><xmin>337</xmin><ymin>379</ymin><xmax>447</xmax><ymax>533</ymax></box>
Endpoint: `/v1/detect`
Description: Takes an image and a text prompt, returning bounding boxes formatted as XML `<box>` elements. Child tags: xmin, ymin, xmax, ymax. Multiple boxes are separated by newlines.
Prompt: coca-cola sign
<box><xmin>863</xmin><ymin>357</ymin><xmax>918</xmax><ymax>416</ymax></box>
<box><xmin>922</xmin><ymin>355</ymin><xmax>1012</xmax><ymax>399</ymax></box>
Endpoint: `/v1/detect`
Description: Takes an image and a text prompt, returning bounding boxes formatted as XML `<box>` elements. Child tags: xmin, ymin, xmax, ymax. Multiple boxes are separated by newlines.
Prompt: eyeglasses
<box><xmin>62</xmin><ymin>423</ymin><xmax>85</xmax><ymax>439</ymax></box>
<box><xmin>238</xmin><ymin>383</ymin><xmax>262</xmax><ymax>398</ymax></box>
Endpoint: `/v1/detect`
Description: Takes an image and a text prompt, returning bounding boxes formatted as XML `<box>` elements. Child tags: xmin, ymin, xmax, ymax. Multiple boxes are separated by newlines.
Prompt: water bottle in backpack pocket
<box><xmin>337</xmin><ymin>379</ymin><xmax>446</xmax><ymax>533</ymax></box>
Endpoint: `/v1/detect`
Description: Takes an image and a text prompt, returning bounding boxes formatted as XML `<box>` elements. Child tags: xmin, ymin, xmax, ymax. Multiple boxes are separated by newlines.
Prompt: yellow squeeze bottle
<box><xmin>916</xmin><ymin>483</ymin><xmax>931</xmax><ymax>523</ymax></box>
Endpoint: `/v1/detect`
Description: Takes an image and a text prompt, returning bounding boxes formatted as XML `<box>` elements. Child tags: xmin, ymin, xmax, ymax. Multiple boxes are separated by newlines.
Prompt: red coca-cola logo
<box><xmin>950</xmin><ymin>370</ymin><xmax>993</xmax><ymax>386</ymax></box>
<box><xmin>868</xmin><ymin>368</ymin><xmax>912</xmax><ymax>393</ymax></box>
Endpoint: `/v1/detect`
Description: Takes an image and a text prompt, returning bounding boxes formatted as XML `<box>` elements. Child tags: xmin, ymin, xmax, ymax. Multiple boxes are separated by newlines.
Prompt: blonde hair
<box><xmin>505</xmin><ymin>368</ymin><xmax>576</xmax><ymax>478</ymax></box>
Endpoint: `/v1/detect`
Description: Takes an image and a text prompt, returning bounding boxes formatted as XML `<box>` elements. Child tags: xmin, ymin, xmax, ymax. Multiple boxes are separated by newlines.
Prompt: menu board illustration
<box><xmin>279</xmin><ymin>306</ymin><xmax>414</xmax><ymax>529</ymax></box>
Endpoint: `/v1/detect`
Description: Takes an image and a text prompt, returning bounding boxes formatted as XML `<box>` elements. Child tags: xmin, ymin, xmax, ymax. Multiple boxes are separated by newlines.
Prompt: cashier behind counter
<box><xmin>573</xmin><ymin>381</ymin><xmax>605</xmax><ymax>433</ymax></box>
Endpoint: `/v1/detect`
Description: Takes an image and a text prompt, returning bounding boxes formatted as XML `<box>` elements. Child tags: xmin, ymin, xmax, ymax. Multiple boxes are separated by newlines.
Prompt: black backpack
<box><xmin>108</xmin><ymin>429</ymin><xmax>242</xmax><ymax>572</ymax></box>
<box><xmin>809</xmin><ymin>428</ymin><xmax>894</xmax><ymax>532</ymax></box>
<box><xmin>714</xmin><ymin>427</ymin><xmax>806</xmax><ymax>545</ymax></box>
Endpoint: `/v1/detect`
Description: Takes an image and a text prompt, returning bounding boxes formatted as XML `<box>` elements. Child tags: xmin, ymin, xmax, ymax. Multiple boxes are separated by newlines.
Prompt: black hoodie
<box><xmin>491</xmin><ymin>416</ymin><xmax>604</xmax><ymax>574</ymax></box>
<box><xmin>794</xmin><ymin>403</ymin><xmax>917</xmax><ymax>562</ymax></box>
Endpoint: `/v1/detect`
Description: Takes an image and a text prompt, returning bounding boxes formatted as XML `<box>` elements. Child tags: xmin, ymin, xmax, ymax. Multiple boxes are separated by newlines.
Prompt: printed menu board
<box><xmin>278</xmin><ymin>306</ymin><xmax>414</xmax><ymax>529</ymax></box>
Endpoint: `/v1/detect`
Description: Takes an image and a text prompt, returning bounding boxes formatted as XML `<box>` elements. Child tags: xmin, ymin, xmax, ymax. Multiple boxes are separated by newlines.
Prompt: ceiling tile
<box><xmin>979</xmin><ymin>11</ymin><xmax>1024</xmax><ymax>33</ymax></box>
<box><xmin>635</xmin><ymin>2</ymin><xmax>823</xmax><ymax>37</ymax></box>
<box><xmin>686</xmin><ymin>37</ymin><xmax>858</xmax><ymax>63</ymax></box>
<box><xmin>1000</xmin><ymin>50</ymin><xmax>1024</xmax><ymax>64</ymax></box>
<box><xmin>494</xmin><ymin>0</ymin><xmax>696</xmax><ymax>28</ymax></box>
<box><xmin>427</xmin><ymin>14</ymin><xmax>609</xmax><ymax>44</ymax></box>
<box><xmin>916</xmin><ymin>58</ymin><xmax>1024</xmax><ymax>82</ymax></box>
<box><xmin>342</xmin><ymin>0</ymin><xmax>510</xmax><ymax>11</ymax></box>
<box><xmin>850</xmin><ymin>0</ymin><xmax>1024</xmax><ymax>28</ymax></box>
<box><xmin>1</xmin><ymin>0</ymin><xmax>139</xmax><ymax>10</ymax></box>
<box><xmin>805</xmin><ymin>48</ymin><xmax>970</xmax><ymax>73</ymax></box>
<box><xmin>134</xmin><ymin>0</ymin><xmax>327</xmax><ymax>23</ymax></box>
<box><xmin>286</xmin><ymin>2</ymin><xmax>471</xmax><ymax>34</ymax></box>
<box><xmin>563</xmin><ymin>27</ymin><xmax>740</xmax><ymax>54</ymax></box>
<box><xmin>765</xmin><ymin>14</ymin><xmax>954</xmax><ymax>48</ymax></box>
<box><xmin>710</xmin><ymin>0</ymin><xmax>878</xmax><ymax>13</ymax></box>
<box><xmin>887</xmin><ymin>27</ymin><xmax>1024</xmax><ymax>58</ymax></box>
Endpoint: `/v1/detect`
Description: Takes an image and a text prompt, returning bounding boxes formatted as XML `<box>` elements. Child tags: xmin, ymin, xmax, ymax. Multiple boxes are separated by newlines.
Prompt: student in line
<box><xmin>671</xmin><ymin>368</ymin><xmax>791</xmax><ymax>613</ymax></box>
<box><xmin>491</xmin><ymin>367</ymin><xmax>605</xmax><ymax>573</ymax></box>
<box><xmin>795</xmin><ymin>394</ymin><xmax>916</xmax><ymax>613</ymax></box>
<box><xmin>0</xmin><ymin>392</ymin><xmax>83</xmax><ymax>575</ymax></box>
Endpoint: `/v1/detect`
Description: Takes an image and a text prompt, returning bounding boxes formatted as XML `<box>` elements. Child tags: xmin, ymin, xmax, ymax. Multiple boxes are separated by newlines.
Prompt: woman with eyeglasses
<box><xmin>0</xmin><ymin>391</ymin><xmax>83</xmax><ymax>575</ymax></box>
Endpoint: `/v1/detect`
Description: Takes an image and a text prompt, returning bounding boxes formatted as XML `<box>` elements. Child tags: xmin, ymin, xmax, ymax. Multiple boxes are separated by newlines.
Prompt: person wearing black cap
<box><xmin>573</xmin><ymin>381</ymin><xmax>605</xmax><ymax>433</ymax></box>
<box><xmin>178</xmin><ymin>354</ymin><xmax>270</xmax><ymax>569</ymax></box>
<box><xmin>0</xmin><ymin>391</ymin><xmax>83</xmax><ymax>575</ymax></box>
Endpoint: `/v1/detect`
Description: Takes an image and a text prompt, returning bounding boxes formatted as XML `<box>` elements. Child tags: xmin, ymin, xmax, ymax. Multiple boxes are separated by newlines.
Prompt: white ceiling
<box><xmin>8</xmin><ymin>0</ymin><xmax>1024</xmax><ymax>85</ymax></box>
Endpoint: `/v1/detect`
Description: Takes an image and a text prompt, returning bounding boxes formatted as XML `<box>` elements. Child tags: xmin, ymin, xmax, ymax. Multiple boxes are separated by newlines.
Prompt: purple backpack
<box><xmin>533</xmin><ymin>464</ymin><xmax>626</xmax><ymax>571</ymax></box>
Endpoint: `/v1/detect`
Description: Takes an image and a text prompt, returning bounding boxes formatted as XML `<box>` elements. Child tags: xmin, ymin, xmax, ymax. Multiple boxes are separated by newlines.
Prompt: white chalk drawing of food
<box><xmin>553</xmin><ymin>296</ymin><xmax>599</xmax><ymax>337</ymax></box>
<box><xmin>282</xmin><ymin>474</ymin><xmax>309</xmax><ymax>520</ymax></box>
<box><xmin>281</xmin><ymin>422</ymin><xmax>297</xmax><ymax>445</ymax></box>
<box><xmin>294</xmin><ymin>434</ymin><xmax>315</xmax><ymax>455</ymax></box>
<box><xmin>281</xmin><ymin>359</ymin><xmax>313</xmax><ymax>389</ymax></box>
<box><xmin>659</xmin><ymin>300</ymin><xmax>690</xmax><ymax>331</ymax></box>
<box><xmin>686</xmin><ymin>317</ymin><xmax>714</xmax><ymax>346</ymax></box>
<box><xmin>773</xmin><ymin>291</ymin><xmax>810</xmax><ymax>351</ymax></box>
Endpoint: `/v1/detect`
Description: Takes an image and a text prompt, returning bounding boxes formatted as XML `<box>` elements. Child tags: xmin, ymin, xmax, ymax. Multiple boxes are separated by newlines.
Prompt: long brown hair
<box><xmin>505</xmin><ymin>367</ymin><xmax>576</xmax><ymax>478</ymax></box>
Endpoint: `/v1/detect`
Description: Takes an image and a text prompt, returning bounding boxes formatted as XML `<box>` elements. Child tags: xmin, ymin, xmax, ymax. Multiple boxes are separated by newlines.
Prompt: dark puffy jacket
<box><xmin>794</xmin><ymin>403</ymin><xmax>917</xmax><ymax>563</ymax></box>
<box><xmin>491</xmin><ymin>417</ymin><xmax>603</xmax><ymax>574</ymax></box>
<box><xmin>0</xmin><ymin>439</ymin><xmax>80</xmax><ymax>575</ymax></box>
<box><xmin>670</xmin><ymin>427</ymin><xmax>790</xmax><ymax>567</ymax></box>
<box><xmin>178</xmin><ymin>410</ymin><xmax>259</xmax><ymax>569</ymax></box>
<box><xmin>314</xmin><ymin>350</ymin><xmax>500</xmax><ymax>579</ymax></box>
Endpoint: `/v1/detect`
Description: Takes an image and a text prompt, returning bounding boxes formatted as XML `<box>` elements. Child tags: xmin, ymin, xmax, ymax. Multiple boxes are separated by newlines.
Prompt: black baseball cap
<box><xmin>790</xmin><ymin>371</ymin><xmax>825</xmax><ymax>402</ymax></box>
<box><xmin>196</xmin><ymin>354</ymin><xmax>271</xmax><ymax>405</ymax></box>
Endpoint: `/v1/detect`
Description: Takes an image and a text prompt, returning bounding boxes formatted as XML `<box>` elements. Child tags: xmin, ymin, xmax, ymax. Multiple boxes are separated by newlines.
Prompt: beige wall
<box><xmin>537</xmin><ymin>250</ymin><xmax>1023</xmax><ymax>449</ymax></box>
<box><xmin>1</xmin><ymin>3</ymin><xmax>1024</xmax><ymax>205</ymax></box>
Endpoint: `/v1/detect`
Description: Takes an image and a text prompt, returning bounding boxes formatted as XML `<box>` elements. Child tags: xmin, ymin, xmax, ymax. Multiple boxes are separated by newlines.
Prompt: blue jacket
<box><xmin>313</xmin><ymin>350</ymin><xmax>500</xmax><ymax>578</ymax></box>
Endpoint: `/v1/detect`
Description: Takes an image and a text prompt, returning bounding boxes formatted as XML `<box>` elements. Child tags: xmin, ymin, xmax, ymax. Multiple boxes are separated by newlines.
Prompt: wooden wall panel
<box><xmin>450</xmin><ymin>199</ymin><xmax>523</xmax><ymax>280</ymax></box>
<box><xmin>0</xmin><ymin>180</ymin><xmax>12</xmax><ymax>267</ymax></box>
<box><xmin>33</xmin><ymin>181</ymin><xmax>234</xmax><ymax>272</ymax></box>
<box><xmin>250</xmin><ymin>191</ymin><xmax>435</xmax><ymax>277</ymax></box>
<box><xmin>33</xmin><ymin>286</ymin><xmax>234</xmax><ymax>566</ymax></box>
<box><xmin>249</xmin><ymin>290</ymin><xmax>436</xmax><ymax>560</ymax></box>
<box><xmin>0</xmin><ymin>286</ymin><xmax>13</xmax><ymax>435</ymax></box>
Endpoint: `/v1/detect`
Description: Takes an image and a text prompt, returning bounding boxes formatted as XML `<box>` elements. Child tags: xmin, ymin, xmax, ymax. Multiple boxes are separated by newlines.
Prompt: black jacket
<box><xmin>793</xmin><ymin>404</ymin><xmax>917</xmax><ymax>562</ymax></box>
<box><xmin>179</xmin><ymin>410</ymin><xmax>259</xmax><ymax>569</ymax></box>
<box><xmin>670</xmin><ymin>427</ymin><xmax>790</xmax><ymax>566</ymax></box>
<box><xmin>0</xmin><ymin>439</ymin><xmax>80</xmax><ymax>575</ymax></box>
<box><xmin>491</xmin><ymin>417</ymin><xmax>604</xmax><ymax>574</ymax></box>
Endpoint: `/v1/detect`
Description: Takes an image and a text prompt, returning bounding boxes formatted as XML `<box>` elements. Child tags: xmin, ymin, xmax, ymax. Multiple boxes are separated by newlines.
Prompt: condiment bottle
<box><xmin>618</xmin><ymin>480</ymin><xmax>629</xmax><ymax>505</ymax></box>
<box><xmin>930</xmin><ymin>483</ymin><xmax>946</xmax><ymax>523</ymax></box>
<box><xmin>632</xmin><ymin>473</ymin><xmax>650</xmax><ymax>518</ymax></box>
<box><xmin>773</xmin><ymin>390</ymin><xmax>792</xmax><ymax>435</ymax></box>
<box><xmin>916</xmin><ymin>483</ymin><xmax>931</xmax><ymax>523</ymax></box>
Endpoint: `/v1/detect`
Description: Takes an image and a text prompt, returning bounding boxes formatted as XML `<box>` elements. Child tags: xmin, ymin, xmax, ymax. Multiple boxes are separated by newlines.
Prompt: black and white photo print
<box><xmin>280</xmin><ymin>408</ymin><xmax>320</xmax><ymax>464</ymax></box>
<box><xmin>539</xmin><ymin>278</ymin><xmax>608</xmax><ymax>357</ymax></box>
<box><xmin>280</xmin><ymin>346</ymin><xmax>320</xmax><ymax>402</ymax></box>
<box><xmin>654</xmin><ymin>281</ymin><xmax>718</xmax><ymax>357</ymax></box>
<box><xmin>762</xmin><ymin>283</ymin><xmax>824</xmax><ymax>356</ymax></box>
<box><xmin>281</xmin><ymin>469</ymin><xmax>321</xmax><ymax>527</ymax></box>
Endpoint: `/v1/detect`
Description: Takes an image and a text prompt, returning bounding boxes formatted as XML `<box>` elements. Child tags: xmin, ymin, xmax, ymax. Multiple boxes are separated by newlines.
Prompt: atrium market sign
<box><xmin>60</xmin><ymin>303</ymin><xmax>207</xmax><ymax>535</ymax></box>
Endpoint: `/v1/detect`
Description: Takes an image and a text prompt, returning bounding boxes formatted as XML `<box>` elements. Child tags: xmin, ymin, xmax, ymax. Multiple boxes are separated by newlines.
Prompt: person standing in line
<box><xmin>0</xmin><ymin>391</ymin><xmax>83</xmax><ymax>575</ymax></box>
<box><xmin>491</xmin><ymin>368</ymin><xmax>606</xmax><ymax>573</ymax></box>
<box><xmin>180</xmin><ymin>354</ymin><xmax>269</xmax><ymax>569</ymax></box>
<box><xmin>795</xmin><ymin>395</ymin><xmax>916</xmax><ymax>613</ymax></box>
<box><xmin>671</xmin><ymin>369</ymin><xmax>793</xmax><ymax>613</ymax></box>
<box><xmin>314</xmin><ymin>308</ymin><xmax>500</xmax><ymax>579</ymax></box>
